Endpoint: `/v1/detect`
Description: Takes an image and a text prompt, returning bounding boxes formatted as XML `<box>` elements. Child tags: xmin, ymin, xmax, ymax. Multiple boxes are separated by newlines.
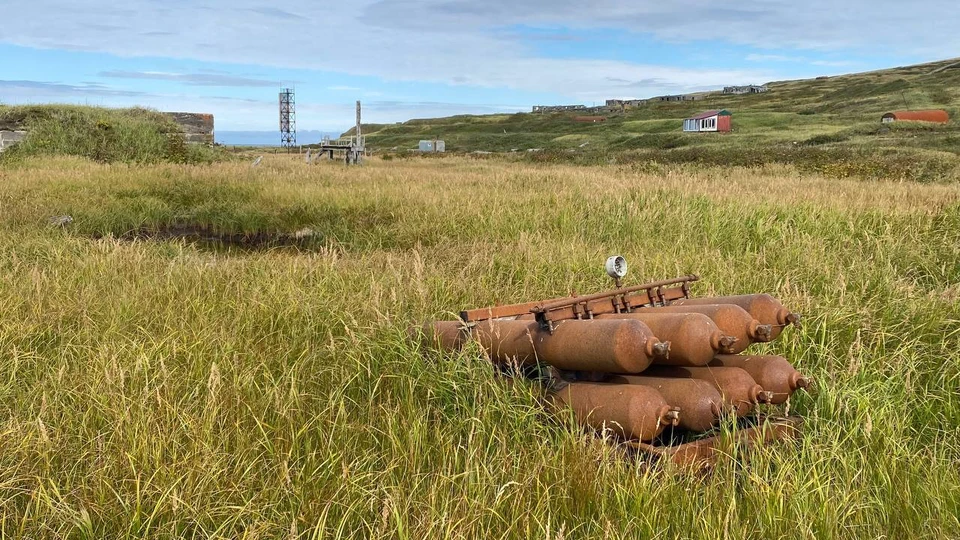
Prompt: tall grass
<box><xmin>0</xmin><ymin>105</ymin><xmax>224</xmax><ymax>165</ymax></box>
<box><xmin>0</xmin><ymin>155</ymin><xmax>958</xmax><ymax>537</ymax></box>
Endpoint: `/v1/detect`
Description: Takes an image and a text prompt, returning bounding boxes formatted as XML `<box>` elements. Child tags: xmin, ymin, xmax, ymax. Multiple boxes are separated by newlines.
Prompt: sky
<box><xmin>0</xmin><ymin>1</ymin><xmax>957</xmax><ymax>142</ymax></box>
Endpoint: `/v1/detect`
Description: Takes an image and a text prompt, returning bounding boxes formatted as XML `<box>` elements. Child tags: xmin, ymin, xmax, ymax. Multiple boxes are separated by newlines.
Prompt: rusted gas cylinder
<box><xmin>417</xmin><ymin>321</ymin><xmax>469</xmax><ymax>351</ymax></box>
<box><xmin>711</xmin><ymin>355</ymin><xmax>810</xmax><ymax>405</ymax></box>
<box><xmin>610</xmin><ymin>375</ymin><xmax>723</xmax><ymax>432</ymax></box>
<box><xmin>671</xmin><ymin>294</ymin><xmax>799</xmax><ymax>340</ymax></box>
<box><xmin>471</xmin><ymin>319</ymin><xmax>669</xmax><ymax>373</ymax></box>
<box><xmin>597</xmin><ymin>312</ymin><xmax>736</xmax><ymax>366</ymax></box>
<box><xmin>642</xmin><ymin>366</ymin><xmax>773</xmax><ymax>417</ymax></box>
<box><xmin>636</xmin><ymin>304</ymin><xmax>772</xmax><ymax>354</ymax></box>
<box><xmin>549</xmin><ymin>382</ymin><xmax>680</xmax><ymax>442</ymax></box>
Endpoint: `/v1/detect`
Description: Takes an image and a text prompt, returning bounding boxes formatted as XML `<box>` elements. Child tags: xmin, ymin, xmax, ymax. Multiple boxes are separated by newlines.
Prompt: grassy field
<box><xmin>354</xmin><ymin>58</ymin><xmax>960</xmax><ymax>182</ymax></box>
<box><xmin>1</xmin><ymin>153</ymin><xmax>959</xmax><ymax>538</ymax></box>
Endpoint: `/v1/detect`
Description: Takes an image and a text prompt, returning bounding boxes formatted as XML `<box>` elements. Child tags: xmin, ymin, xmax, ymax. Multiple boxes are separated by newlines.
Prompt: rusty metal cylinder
<box><xmin>597</xmin><ymin>312</ymin><xmax>736</xmax><ymax>366</ymax></box>
<box><xmin>671</xmin><ymin>294</ymin><xmax>799</xmax><ymax>340</ymax></box>
<box><xmin>711</xmin><ymin>355</ymin><xmax>810</xmax><ymax>405</ymax></box>
<box><xmin>641</xmin><ymin>366</ymin><xmax>773</xmax><ymax>417</ymax></box>
<box><xmin>549</xmin><ymin>382</ymin><xmax>680</xmax><ymax>442</ymax></box>
<box><xmin>417</xmin><ymin>321</ymin><xmax>469</xmax><ymax>351</ymax></box>
<box><xmin>610</xmin><ymin>375</ymin><xmax>723</xmax><ymax>432</ymax></box>
<box><xmin>636</xmin><ymin>303</ymin><xmax>772</xmax><ymax>354</ymax></box>
<box><xmin>471</xmin><ymin>319</ymin><xmax>669</xmax><ymax>373</ymax></box>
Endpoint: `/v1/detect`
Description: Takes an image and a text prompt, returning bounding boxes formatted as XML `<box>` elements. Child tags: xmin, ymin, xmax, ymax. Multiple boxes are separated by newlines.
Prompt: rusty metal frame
<box><xmin>532</xmin><ymin>275</ymin><xmax>699</xmax><ymax>332</ymax></box>
<box><xmin>627</xmin><ymin>415</ymin><xmax>802</xmax><ymax>469</ymax></box>
<box><xmin>460</xmin><ymin>275</ymin><xmax>699</xmax><ymax>331</ymax></box>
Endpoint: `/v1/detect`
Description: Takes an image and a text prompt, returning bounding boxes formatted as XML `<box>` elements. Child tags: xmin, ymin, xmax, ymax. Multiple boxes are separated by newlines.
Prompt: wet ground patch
<box><xmin>91</xmin><ymin>223</ymin><xmax>327</xmax><ymax>251</ymax></box>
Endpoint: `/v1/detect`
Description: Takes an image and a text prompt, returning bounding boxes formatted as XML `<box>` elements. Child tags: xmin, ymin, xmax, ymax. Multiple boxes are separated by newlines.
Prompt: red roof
<box><xmin>881</xmin><ymin>110</ymin><xmax>949</xmax><ymax>123</ymax></box>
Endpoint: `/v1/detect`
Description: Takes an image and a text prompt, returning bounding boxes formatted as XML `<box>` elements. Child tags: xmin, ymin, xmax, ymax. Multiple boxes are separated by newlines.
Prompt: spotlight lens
<box><xmin>605</xmin><ymin>256</ymin><xmax>627</xmax><ymax>279</ymax></box>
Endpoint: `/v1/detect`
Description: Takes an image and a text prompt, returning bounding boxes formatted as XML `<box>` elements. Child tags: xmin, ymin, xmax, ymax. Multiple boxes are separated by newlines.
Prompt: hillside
<box><xmin>0</xmin><ymin>105</ymin><xmax>223</xmax><ymax>164</ymax></box>
<box><xmin>351</xmin><ymin>58</ymin><xmax>960</xmax><ymax>180</ymax></box>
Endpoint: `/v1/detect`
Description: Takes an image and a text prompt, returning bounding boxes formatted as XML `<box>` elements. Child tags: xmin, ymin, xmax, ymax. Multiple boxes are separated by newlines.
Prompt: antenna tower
<box><xmin>279</xmin><ymin>87</ymin><xmax>296</xmax><ymax>150</ymax></box>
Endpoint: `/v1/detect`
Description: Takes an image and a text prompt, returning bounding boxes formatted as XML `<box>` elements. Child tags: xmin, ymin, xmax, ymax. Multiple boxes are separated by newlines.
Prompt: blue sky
<box><xmin>0</xmin><ymin>0</ymin><xmax>955</xmax><ymax>139</ymax></box>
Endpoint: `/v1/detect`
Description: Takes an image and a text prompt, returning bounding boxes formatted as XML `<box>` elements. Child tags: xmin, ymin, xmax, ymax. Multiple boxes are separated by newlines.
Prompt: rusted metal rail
<box><xmin>460</xmin><ymin>275</ymin><xmax>699</xmax><ymax>331</ymax></box>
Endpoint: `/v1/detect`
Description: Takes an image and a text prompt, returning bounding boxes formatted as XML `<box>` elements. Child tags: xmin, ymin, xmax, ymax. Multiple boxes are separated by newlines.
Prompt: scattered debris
<box><xmin>95</xmin><ymin>224</ymin><xmax>324</xmax><ymax>250</ymax></box>
<box><xmin>47</xmin><ymin>215</ymin><xmax>73</xmax><ymax>228</ymax></box>
<box><xmin>291</xmin><ymin>227</ymin><xmax>316</xmax><ymax>240</ymax></box>
<box><xmin>417</xmin><ymin>257</ymin><xmax>807</xmax><ymax>469</ymax></box>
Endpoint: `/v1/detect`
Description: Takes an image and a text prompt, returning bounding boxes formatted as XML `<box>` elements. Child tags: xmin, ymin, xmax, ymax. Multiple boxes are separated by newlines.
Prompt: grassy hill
<box><xmin>352</xmin><ymin>58</ymin><xmax>960</xmax><ymax>181</ymax></box>
<box><xmin>0</xmin><ymin>104</ymin><xmax>223</xmax><ymax>164</ymax></box>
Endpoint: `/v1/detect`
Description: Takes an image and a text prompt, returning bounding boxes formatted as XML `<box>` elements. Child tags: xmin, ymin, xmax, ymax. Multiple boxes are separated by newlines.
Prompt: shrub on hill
<box><xmin>0</xmin><ymin>105</ymin><xmax>224</xmax><ymax>165</ymax></box>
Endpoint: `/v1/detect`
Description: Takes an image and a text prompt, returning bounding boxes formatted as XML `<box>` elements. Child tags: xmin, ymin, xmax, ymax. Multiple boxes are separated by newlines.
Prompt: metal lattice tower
<box><xmin>279</xmin><ymin>88</ymin><xmax>296</xmax><ymax>149</ymax></box>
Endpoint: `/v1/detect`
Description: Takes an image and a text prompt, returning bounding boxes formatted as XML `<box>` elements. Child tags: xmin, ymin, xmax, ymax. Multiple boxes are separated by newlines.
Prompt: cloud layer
<box><xmin>10</xmin><ymin>0</ymin><xmax>948</xmax><ymax>98</ymax></box>
<box><xmin>1</xmin><ymin>1</ymin><xmax>955</xmax><ymax>130</ymax></box>
<box><xmin>98</xmin><ymin>70</ymin><xmax>279</xmax><ymax>87</ymax></box>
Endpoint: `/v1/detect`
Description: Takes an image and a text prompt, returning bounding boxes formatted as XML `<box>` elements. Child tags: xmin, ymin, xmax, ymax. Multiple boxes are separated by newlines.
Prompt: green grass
<box><xmin>357</xmin><ymin>58</ymin><xmax>960</xmax><ymax>181</ymax></box>
<box><xmin>0</xmin><ymin>105</ymin><xmax>224</xmax><ymax>165</ymax></box>
<box><xmin>0</xmin><ymin>154</ymin><xmax>958</xmax><ymax>537</ymax></box>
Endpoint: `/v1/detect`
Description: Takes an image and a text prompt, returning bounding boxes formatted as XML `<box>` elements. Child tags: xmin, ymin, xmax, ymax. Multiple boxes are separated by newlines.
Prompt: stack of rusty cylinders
<box><xmin>420</xmin><ymin>275</ymin><xmax>809</xmax><ymax>466</ymax></box>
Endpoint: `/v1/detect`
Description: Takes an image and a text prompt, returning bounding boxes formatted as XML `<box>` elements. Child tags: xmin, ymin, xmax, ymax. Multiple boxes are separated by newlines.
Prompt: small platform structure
<box><xmin>312</xmin><ymin>134</ymin><xmax>366</xmax><ymax>164</ymax></box>
<box><xmin>308</xmin><ymin>101</ymin><xmax>366</xmax><ymax>165</ymax></box>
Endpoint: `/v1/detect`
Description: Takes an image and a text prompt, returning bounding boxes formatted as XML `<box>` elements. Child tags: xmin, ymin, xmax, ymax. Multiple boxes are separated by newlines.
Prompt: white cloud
<box><xmin>99</xmin><ymin>70</ymin><xmax>279</xmax><ymax>87</ymax></box>
<box><xmin>0</xmin><ymin>0</ymin><xmax>795</xmax><ymax>98</ymax></box>
<box><xmin>2</xmin><ymin>0</ymin><xmax>955</xmax><ymax>128</ymax></box>
<box><xmin>746</xmin><ymin>54</ymin><xmax>856</xmax><ymax>68</ymax></box>
<box><xmin>746</xmin><ymin>54</ymin><xmax>800</xmax><ymax>63</ymax></box>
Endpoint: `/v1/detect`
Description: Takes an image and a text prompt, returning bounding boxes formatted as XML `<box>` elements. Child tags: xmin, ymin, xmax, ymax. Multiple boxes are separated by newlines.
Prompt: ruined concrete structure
<box><xmin>723</xmin><ymin>85</ymin><xmax>768</xmax><ymax>94</ymax></box>
<box><xmin>164</xmin><ymin>112</ymin><xmax>215</xmax><ymax>144</ymax></box>
<box><xmin>532</xmin><ymin>104</ymin><xmax>587</xmax><ymax>113</ymax></box>
<box><xmin>0</xmin><ymin>130</ymin><xmax>26</xmax><ymax>152</ymax></box>
<box><xmin>606</xmin><ymin>99</ymin><xmax>649</xmax><ymax>110</ymax></box>
<box><xmin>658</xmin><ymin>94</ymin><xmax>700</xmax><ymax>102</ymax></box>
<box><xmin>0</xmin><ymin>112</ymin><xmax>214</xmax><ymax>152</ymax></box>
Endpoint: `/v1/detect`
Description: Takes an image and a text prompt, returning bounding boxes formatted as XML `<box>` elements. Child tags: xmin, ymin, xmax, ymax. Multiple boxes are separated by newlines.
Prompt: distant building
<box><xmin>532</xmin><ymin>105</ymin><xmax>587</xmax><ymax>113</ymax></box>
<box><xmin>683</xmin><ymin>110</ymin><xmax>732</xmax><ymax>133</ymax></box>
<box><xmin>723</xmin><ymin>85</ymin><xmax>768</xmax><ymax>95</ymax></box>
<box><xmin>881</xmin><ymin>110</ymin><xmax>949</xmax><ymax>124</ymax></box>
<box><xmin>606</xmin><ymin>99</ymin><xmax>648</xmax><ymax>110</ymax></box>
<box><xmin>419</xmin><ymin>140</ymin><xmax>446</xmax><ymax>152</ymax></box>
<box><xmin>164</xmin><ymin>112</ymin><xmax>215</xmax><ymax>144</ymax></box>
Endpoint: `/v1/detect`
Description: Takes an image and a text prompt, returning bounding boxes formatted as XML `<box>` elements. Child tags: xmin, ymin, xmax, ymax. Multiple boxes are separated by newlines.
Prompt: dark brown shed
<box><xmin>574</xmin><ymin>116</ymin><xmax>607</xmax><ymax>123</ymax></box>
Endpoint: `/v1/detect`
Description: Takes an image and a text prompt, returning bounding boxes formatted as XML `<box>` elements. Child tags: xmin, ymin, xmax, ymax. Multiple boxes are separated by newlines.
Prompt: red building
<box><xmin>683</xmin><ymin>110</ymin><xmax>732</xmax><ymax>133</ymax></box>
